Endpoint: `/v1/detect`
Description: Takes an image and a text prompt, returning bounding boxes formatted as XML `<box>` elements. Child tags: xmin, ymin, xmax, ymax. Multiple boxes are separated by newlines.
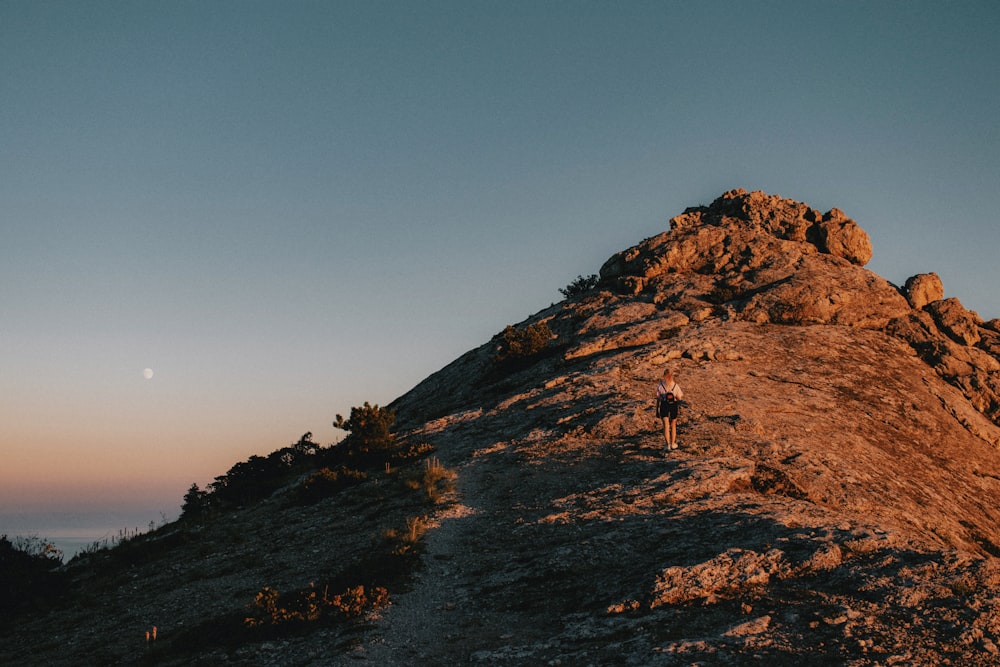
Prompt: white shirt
<box><xmin>657</xmin><ymin>380</ymin><xmax>683</xmax><ymax>401</ymax></box>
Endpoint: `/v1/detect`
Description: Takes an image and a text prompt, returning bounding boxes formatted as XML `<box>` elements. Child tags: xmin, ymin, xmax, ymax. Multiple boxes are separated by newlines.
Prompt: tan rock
<box><xmin>904</xmin><ymin>272</ymin><xmax>945</xmax><ymax>310</ymax></box>
<box><xmin>927</xmin><ymin>297</ymin><xmax>982</xmax><ymax>346</ymax></box>
<box><xmin>812</xmin><ymin>214</ymin><xmax>873</xmax><ymax>266</ymax></box>
<box><xmin>737</xmin><ymin>255</ymin><xmax>909</xmax><ymax>328</ymax></box>
<box><xmin>600</xmin><ymin>191</ymin><xmax>890</xmax><ymax>326</ymax></box>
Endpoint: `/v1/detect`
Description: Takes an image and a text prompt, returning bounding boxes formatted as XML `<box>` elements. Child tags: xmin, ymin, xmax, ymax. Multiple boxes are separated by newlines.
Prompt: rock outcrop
<box><xmin>599</xmin><ymin>189</ymin><xmax>907</xmax><ymax>329</ymax></box>
<box><xmin>904</xmin><ymin>272</ymin><xmax>944</xmax><ymax>309</ymax></box>
<box><xmin>7</xmin><ymin>190</ymin><xmax>1000</xmax><ymax>666</ymax></box>
<box><xmin>889</xmin><ymin>291</ymin><xmax>1000</xmax><ymax>426</ymax></box>
<box><xmin>593</xmin><ymin>188</ymin><xmax>1000</xmax><ymax>429</ymax></box>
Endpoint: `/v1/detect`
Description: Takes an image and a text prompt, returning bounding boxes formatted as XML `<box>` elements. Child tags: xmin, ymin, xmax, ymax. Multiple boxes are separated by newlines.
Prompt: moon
<box><xmin>143</xmin><ymin>368</ymin><xmax>154</xmax><ymax>380</ymax></box>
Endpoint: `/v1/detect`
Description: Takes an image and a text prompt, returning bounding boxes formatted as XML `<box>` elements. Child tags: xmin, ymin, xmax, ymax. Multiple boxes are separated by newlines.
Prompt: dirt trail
<box><xmin>343</xmin><ymin>450</ymin><xmax>499</xmax><ymax>663</ymax></box>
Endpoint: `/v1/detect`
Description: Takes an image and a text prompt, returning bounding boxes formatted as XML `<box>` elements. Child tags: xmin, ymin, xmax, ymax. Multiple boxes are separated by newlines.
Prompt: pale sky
<box><xmin>2</xmin><ymin>1</ymin><xmax>998</xmax><ymax>518</ymax></box>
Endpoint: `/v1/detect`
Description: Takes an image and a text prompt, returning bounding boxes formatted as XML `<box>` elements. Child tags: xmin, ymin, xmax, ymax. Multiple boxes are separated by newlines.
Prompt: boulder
<box><xmin>810</xmin><ymin>209</ymin><xmax>873</xmax><ymax>266</ymax></box>
<box><xmin>904</xmin><ymin>273</ymin><xmax>945</xmax><ymax>310</ymax></box>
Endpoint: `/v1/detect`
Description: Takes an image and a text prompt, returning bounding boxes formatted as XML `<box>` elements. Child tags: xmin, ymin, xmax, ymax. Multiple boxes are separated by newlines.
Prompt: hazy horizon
<box><xmin>3</xmin><ymin>1</ymin><xmax>998</xmax><ymax>519</ymax></box>
<box><xmin>0</xmin><ymin>505</ymin><xmax>181</xmax><ymax>561</ymax></box>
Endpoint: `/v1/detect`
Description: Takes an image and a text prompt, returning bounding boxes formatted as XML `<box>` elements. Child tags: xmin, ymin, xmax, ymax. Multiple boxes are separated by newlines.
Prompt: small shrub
<box><xmin>951</xmin><ymin>577</ymin><xmax>976</xmax><ymax>598</ymax></box>
<box><xmin>299</xmin><ymin>466</ymin><xmax>368</xmax><ymax>503</ymax></box>
<box><xmin>181</xmin><ymin>483</ymin><xmax>210</xmax><ymax>519</ymax></box>
<box><xmin>333</xmin><ymin>402</ymin><xmax>396</xmax><ymax>453</ymax></box>
<box><xmin>329</xmin><ymin>584</ymin><xmax>390</xmax><ymax>617</ymax></box>
<box><xmin>244</xmin><ymin>586</ymin><xmax>301</xmax><ymax>627</ymax></box>
<box><xmin>493</xmin><ymin>322</ymin><xmax>554</xmax><ymax>370</ymax></box>
<box><xmin>394</xmin><ymin>442</ymin><xmax>436</xmax><ymax>461</ymax></box>
<box><xmin>384</xmin><ymin>515</ymin><xmax>432</xmax><ymax>555</ymax></box>
<box><xmin>404</xmin><ymin>515</ymin><xmax>430</xmax><ymax>543</ymax></box>
<box><xmin>244</xmin><ymin>582</ymin><xmax>390</xmax><ymax>629</ymax></box>
<box><xmin>559</xmin><ymin>274</ymin><xmax>600</xmax><ymax>298</ymax></box>
<box><xmin>406</xmin><ymin>456</ymin><xmax>457</xmax><ymax>504</ymax></box>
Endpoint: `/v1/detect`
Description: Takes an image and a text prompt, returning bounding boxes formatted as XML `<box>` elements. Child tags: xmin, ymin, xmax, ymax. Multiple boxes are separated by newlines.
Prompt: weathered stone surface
<box><xmin>927</xmin><ymin>297</ymin><xmax>982</xmax><ymax>346</ymax></box>
<box><xmin>650</xmin><ymin>547</ymin><xmax>792</xmax><ymax>607</ymax></box>
<box><xmin>811</xmin><ymin>208</ymin><xmax>873</xmax><ymax>266</ymax></box>
<box><xmin>371</xmin><ymin>319</ymin><xmax>1000</xmax><ymax>666</ymax></box>
<box><xmin>601</xmin><ymin>190</ymin><xmax>873</xmax><ymax>288</ymax></box>
<box><xmin>600</xmin><ymin>190</ymin><xmax>903</xmax><ymax>330</ymax></box>
<box><xmin>596</xmin><ymin>190</ymin><xmax>1000</xmax><ymax>426</ymax></box>
<box><xmin>904</xmin><ymin>272</ymin><xmax>945</xmax><ymax>309</ymax></box>
<box><xmin>736</xmin><ymin>254</ymin><xmax>909</xmax><ymax>328</ymax></box>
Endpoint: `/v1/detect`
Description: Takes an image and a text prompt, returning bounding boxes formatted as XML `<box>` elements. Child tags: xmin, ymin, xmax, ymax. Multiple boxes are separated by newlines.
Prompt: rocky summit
<box><xmin>6</xmin><ymin>189</ymin><xmax>1000</xmax><ymax>666</ymax></box>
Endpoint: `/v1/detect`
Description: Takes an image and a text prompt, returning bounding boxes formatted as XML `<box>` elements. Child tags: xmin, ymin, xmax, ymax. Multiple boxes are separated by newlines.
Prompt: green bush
<box><xmin>394</xmin><ymin>442</ymin><xmax>436</xmax><ymax>461</ymax></box>
<box><xmin>493</xmin><ymin>322</ymin><xmax>554</xmax><ymax>368</ymax></box>
<box><xmin>299</xmin><ymin>466</ymin><xmax>368</xmax><ymax>503</ymax></box>
<box><xmin>333</xmin><ymin>402</ymin><xmax>396</xmax><ymax>453</ymax></box>
<box><xmin>182</xmin><ymin>483</ymin><xmax>210</xmax><ymax>518</ymax></box>
<box><xmin>559</xmin><ymin>274</ymin><xmax>600</xmax><ymax>298</ymax></box>
<box><xmin>180</xmin><ymin>434</ymin><xmax>324</xmax><ymax>519</ymax></box>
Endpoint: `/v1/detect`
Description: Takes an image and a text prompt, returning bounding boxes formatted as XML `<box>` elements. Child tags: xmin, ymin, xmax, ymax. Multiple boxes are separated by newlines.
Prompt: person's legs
<box><xmin>662</xmin><ymin>417</ymin><xmax>670</xmax><ymax>448</ymax></box>
<box><xmin>669</xmin><ymin>417</ymin><xmax>678</xmax><ymax>449</ymax></box>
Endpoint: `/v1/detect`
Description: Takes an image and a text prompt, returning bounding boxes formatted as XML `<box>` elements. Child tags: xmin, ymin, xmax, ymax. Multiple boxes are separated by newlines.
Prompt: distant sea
<box><xmin>0</xmin><ymin>507</ymin><xmax>181</xmax><ymax>561</ymax></box>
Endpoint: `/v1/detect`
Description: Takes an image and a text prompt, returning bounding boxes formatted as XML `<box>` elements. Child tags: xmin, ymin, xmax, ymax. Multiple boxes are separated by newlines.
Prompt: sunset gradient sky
<box><xmin>3</xmin><ymin>1</ymin><xmax>998</xmax><ymax>525</ymax></box>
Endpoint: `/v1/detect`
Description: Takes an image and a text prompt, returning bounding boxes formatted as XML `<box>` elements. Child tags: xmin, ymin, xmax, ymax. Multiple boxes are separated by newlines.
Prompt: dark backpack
<box><xmin>656</xmin><ymin>388</ymin><xmax>676</xmax><ymax>417</ymax></box>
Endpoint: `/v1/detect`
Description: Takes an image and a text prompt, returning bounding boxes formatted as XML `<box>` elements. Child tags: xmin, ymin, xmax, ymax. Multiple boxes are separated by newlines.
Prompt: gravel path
<box><xmin>341</xmin><ymin>454</ymin><xmax>491</xmax><ymax>664</ymax></box>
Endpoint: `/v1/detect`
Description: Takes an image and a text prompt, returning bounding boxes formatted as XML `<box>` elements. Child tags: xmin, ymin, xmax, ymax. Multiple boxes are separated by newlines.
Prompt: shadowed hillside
<box><xmin>5</xmin><ymin>190</ymin><xmax>1000</xmax><ymax>665</ymax></box>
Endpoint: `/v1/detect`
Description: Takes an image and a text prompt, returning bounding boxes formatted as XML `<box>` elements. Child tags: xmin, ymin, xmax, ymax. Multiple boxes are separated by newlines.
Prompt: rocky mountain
<box><xmin>5</xmin><ymin>189</ymin><xmax>1000</xmax><ymax>665</ymax></box>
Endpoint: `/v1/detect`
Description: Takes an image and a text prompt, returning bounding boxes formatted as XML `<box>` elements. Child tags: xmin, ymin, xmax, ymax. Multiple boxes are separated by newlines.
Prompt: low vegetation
<box><xmin>0</xmin><ymin>535</ymin><xmax>66</xmax><ymax>625</ymax></box>
<box><xmin>658</xmin><ymin>326</ymin><xmax>682</xmax><ymax>340</ymax></box>
<box><xmin>181</xmin><ymin>432</ymin><xmax>322</xmax><ymax>517</ymax></box>
<box><xmin>333</xmin><ymin>402</ymin><xmax>396</xmax><ymax>454</ymax></box>
<box><xmin>407</xmin><ymin>456</ymin><xmax>458</xmax><ymax>504</ymax></box>
<box><xmin>492</xmin><ymin>321</ymin><xmax>556</xmax><ymax>374</ymax></box>
<box><xmin>559</xmin><ymin>273</ymin><xmax>600</xmax><ymax>298</ymax></box>
<box><xmin>4</xmin><ymin>400</ymin><xmax>459</xmax><ymax>661</ymax></box>
<box><xmin>298</xmin><ymin>465</ymin><xmax>368</xmax><ymax>503</ymax></box>
<box><xmin>244</xmin><ymin>582</ymin><xmax>390</xmax><ymax>630</ymax></box>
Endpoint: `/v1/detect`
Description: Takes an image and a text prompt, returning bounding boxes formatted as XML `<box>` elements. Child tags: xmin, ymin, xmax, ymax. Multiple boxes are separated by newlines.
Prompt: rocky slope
<box><xmin>5</xmin><ymin>189</ymin><xmax>1000</xmax><ymax>665</ymax></box>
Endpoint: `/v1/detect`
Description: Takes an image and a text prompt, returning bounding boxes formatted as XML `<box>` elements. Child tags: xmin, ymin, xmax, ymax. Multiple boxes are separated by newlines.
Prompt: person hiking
<box><xmin>656</xmin><ymin>369</ymin><xmax>683</xmax><ymax>452</ymax></box>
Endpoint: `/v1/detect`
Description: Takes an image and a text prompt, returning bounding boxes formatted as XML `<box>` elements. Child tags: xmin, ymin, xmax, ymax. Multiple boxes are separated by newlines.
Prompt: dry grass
<box><xmin>383</xmin><ymin>515</ymin><xmax>433</xmax><ymax>555</ymax></box>
<box><xmin>406</xmin><ymin>456</ymin><xmax>457</xmax><ymax>504</ymax></box>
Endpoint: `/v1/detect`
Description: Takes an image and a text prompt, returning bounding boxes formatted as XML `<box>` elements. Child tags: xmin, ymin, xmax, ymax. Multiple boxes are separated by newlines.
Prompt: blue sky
<box><xmin>2</xmin><ymin>1</ymin><xmax>998</xmax><ymax>518</ymax></box>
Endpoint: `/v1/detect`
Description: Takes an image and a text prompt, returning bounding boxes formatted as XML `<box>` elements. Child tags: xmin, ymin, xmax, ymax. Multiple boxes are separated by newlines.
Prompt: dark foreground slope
<box><xmin>5</xmin><ymin>190</ymin><xmax>1000</xmax><ymax>666</ymax></box>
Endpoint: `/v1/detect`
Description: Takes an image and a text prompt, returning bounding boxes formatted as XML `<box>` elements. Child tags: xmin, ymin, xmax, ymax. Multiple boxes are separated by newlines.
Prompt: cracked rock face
<box><xmin>599</xmin><ymin>189</ymin><xmax>906</xmax><ymax>328</ymax></box>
